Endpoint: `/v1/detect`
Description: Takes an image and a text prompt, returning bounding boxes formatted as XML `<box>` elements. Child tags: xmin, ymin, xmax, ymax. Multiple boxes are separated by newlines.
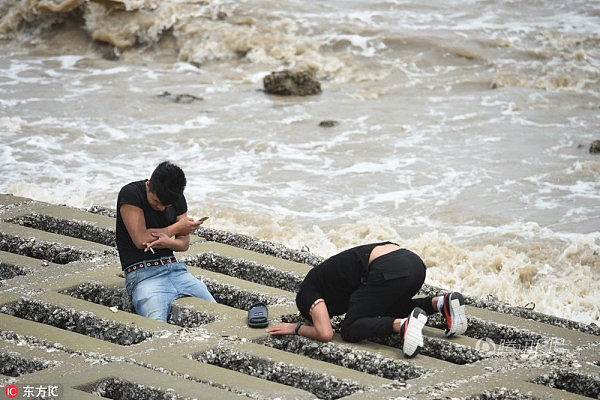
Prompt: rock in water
<box><xmin>319</xmin><ymin>120</ymin><xmax>338</xmax><ymax>128</ymax></box>
<box><xmin>263</xmin><ymin>70</ymin><xmax>321</xmax><ymax>96</ymax></box>
<box><xmin>157</xmin><ymin>91</ymin><xmax>203</xmax><ymax>104</ymax></box>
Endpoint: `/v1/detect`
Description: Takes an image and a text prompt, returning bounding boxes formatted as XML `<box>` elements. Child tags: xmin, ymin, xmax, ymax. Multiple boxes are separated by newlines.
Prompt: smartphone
<box><xmin>197</xmin><ymin>216</ymin><xmax>209</xmax><ymax>223</ymax></box>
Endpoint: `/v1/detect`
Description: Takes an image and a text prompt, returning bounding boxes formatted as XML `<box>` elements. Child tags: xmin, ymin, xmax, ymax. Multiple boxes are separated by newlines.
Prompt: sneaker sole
<box><xmin>445</xmin><ymin>293</ymin><xmax>467</xmax><ymax>337</ymax></box>
<box><xmin>403</xmin><ymin>308</ymin><xmax>427</xmax><ymax>358</ymax></box>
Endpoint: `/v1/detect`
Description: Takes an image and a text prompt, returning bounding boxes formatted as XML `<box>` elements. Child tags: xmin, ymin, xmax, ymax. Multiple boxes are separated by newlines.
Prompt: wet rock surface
<box><xmin>167</xmin><ymin>304</ymin><xmax>216</xmax><ymax>328</ymax></box>
<box><xmin>466</xmin><ymin>388</ymin><xmax>540</xmax><ymax>400</ymax></box>
<box><xmin>0</xmin><ymin>232</ymin><xmax>93</xmax><ymax>264</ymax></box>
<box><xmin>92</xmin><ymin>40</ymin><xmax>121</xmax><ymax>61</ymax></box>
<box><xmin>157</xmin><ymin>91</ymin><xmax>203</xmax><ymax>104</ymax></box>
<box><xmin>197</xmin><ymin>227</ymin><xmax>324</xmax><ymax>266</ymax></box>
<box><xmin>186</xmin><ymin>252</ymin><xmax>304</xmax><ymax>292</ymax></box>
<box><xmin>195</xmin><ymin>346</ymin><xmax>364</xmax><ymax>400</ymax></box>
<box><xmin>427</xmin><ymin>313</ymin><xmax>548</xmax><ymax>349</ymax></box>
<box><xmin>0</xmin><ymin>262</ymin><xmax>27</xmax><ymax>280</ymax></box>
<box><xmin>263</xmin><ymin>70</ymin><xmax>322</xmax><ymax>96</ymax></box>
<box><xmin>86</xmin><ymin>378</ymin><xmax>189</xmax><ymax>400</ymax></box>
<box><xmin>319</xmin><ymin>120</ymin><xmax>339</xmax><ymax>128</ymax></box>
<box><xmin>1</xmin><ymin>299</ymin><xmax>150</xmax><ymax>346</ymax></box>
<box><xmin>371</xmin><ymin>334</ymin><xmax>487</xmax><ymax>365</ymax></box>
<box><xmin>531</xmin><ymin>371</ymin><xmax>600</xmax><ymax>399</ymax></box>
<box><xmin>256</xmin><ymin>335</ymin><xmax>428</xmax><ymax>381</ymax></box>
<box><xmin>202</xmin><ymin>277</ymin><xmax>290</xmax><ymax>309</ymax></box>
<box><xmin>0</xmin><ymin>352</ymin><xmax>56</xmax><ymax>377</ymax></box>
<box><xmin>86</xmin><ymin>205</ymin><xmax>117</xmax><ymax>218</ymax></box>
<box><xmin>9</xmin><ymin>213</ymin><xmax>116</xmax><ymax>247</ymax></box>
<box><xmin>61</xmin><ymin>282</ymin><xmax>135</xmax><ymax>314</ymax></box>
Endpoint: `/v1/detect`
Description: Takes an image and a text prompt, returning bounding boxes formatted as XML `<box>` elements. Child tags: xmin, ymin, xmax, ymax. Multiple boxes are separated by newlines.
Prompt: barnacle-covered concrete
<box><xmin>0</xmin><ymin>194</ymin><xmax>598</xmax><ymax>400</ymax></box>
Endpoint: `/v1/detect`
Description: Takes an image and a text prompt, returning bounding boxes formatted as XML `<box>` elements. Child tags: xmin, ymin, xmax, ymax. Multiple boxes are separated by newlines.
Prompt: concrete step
<box><xmin>0</xmin><ymin>194</ymin><xmax>598</xmax><ymax>400</ymax></box>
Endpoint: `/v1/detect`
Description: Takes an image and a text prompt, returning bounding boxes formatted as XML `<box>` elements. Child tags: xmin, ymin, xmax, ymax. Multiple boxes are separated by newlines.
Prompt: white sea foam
<box><xmin>0</xmin><ymin>116</ymin><xmax>24</xmax><ymax>131</ymax></box>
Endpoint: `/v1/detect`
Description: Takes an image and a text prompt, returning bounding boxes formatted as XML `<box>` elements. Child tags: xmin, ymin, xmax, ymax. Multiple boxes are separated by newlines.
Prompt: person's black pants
<box><xmin>340</xmin><ymin>248</ymin><xmax>436</xmax><ymax>343</ymax></box>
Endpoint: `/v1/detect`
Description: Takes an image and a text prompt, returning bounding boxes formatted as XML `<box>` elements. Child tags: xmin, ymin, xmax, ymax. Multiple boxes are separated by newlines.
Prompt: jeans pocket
<box><xmin>125</xmin><ymin>272</ymin><xmax>138</xmax><ymax>298</ymax></box>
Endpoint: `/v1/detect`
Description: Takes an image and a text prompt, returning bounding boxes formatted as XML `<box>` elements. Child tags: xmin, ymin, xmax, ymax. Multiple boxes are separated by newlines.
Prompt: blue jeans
<box><xmin>125</xmin><ymin>261</ymin><xmax>215</xmax><ymax>322</ymax></box>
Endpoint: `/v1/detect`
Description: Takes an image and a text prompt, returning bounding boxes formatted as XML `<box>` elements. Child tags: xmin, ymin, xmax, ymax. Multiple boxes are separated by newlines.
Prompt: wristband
<box><xmin>295</xmin><ymin>322</ymin><xmax>304</xmax><ymax>335</ymax></box>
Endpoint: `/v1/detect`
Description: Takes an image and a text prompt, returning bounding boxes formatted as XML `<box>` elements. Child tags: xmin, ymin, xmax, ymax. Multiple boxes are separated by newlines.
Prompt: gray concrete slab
<box><xmin>0</xmin><ymin>194</ymin><xmax>598</xmax><ymax>400</ymax></box>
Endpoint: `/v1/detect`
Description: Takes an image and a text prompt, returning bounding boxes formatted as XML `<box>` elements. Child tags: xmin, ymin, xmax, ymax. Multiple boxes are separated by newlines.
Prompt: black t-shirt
<box><xmin>115</xmin><ymin>180</ymin><xmax>187</xmax><ymax>269</ymax></box>
<box><xmin>297</xmin><ymin>241</ymin><xmax>393</xmax><ymax>317</ymax></box>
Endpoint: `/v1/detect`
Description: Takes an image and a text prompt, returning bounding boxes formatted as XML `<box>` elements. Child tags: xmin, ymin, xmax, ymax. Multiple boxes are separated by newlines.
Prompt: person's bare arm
<box><xmin>120</xmin><ymin>204</ymin><xmax>201</xmax><ymax>250</ymax></box>
<box><xmin>145</xmin><ymin>213</ymin><xmax>191</xmax><ymax>252</ymax></box>
<box><xmin>266</xmin><ymin>301</ymin><xmax>334</xmax><ymax>342</ymax></box>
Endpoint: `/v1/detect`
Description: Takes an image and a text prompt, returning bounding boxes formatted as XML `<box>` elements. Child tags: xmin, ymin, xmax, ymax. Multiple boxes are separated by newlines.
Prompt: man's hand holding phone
<box><xmin>176</xmin><ymin>216</ymin><xmax>209</xmax><ymax>236</ymax></box>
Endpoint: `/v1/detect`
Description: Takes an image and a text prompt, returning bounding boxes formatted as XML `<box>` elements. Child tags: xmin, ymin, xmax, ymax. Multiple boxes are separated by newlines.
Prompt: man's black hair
<box><xmin>149</xmin><ymin>161</ymin><xmax>186</xmax><ymax>206</ymax></box>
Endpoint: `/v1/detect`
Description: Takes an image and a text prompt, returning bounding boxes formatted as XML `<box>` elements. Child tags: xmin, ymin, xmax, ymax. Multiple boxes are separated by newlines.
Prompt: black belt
<box><xmin>123</xmin><ymin>256</ymin><xmax>177</xmax><ymax>276</ymax></box>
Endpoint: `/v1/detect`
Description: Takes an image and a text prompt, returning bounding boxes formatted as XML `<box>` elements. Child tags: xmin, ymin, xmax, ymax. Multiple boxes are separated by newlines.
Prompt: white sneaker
<box><xmin>402</xmin><ymin>307</ymin><xmax>427</xmax><ymax>358</ymax></box>
<box><xmin>443</xmin><ymin>292</ymin><xmax>468</xmax><ymax>337</ymax></box>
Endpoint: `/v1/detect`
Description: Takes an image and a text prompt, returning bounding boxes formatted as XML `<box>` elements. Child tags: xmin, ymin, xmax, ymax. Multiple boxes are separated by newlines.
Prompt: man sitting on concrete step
<box><xmin>115</xmin><ymin>160</ymin><xmax>215</xmax><ymax>322</ymax></box>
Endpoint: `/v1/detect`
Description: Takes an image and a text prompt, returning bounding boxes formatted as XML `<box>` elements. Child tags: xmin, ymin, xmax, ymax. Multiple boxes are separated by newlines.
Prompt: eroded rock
<box><xmin>263</xmin><ymin>70</ymin><xmax>321</xmax><ymax>96</ymax></box>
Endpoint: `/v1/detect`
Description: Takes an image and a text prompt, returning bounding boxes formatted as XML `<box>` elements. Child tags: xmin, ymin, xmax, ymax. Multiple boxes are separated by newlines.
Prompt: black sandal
<box><xmin>247</xmin><ymin>302</ymin><xmax>269</xmax><ymax>328</ymax></box>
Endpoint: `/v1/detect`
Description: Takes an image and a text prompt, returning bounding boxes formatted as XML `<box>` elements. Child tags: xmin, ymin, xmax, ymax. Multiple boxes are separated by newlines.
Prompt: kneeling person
<box><xmin>266</xmin><ymin>242</ymin><xmax>467</xmax><ymax>357</ymax></box>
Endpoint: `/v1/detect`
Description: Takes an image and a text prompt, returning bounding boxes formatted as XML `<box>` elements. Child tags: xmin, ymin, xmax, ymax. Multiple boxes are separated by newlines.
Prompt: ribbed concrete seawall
<box><xmin>0</xmin><ymin>194</ymin><xmax>598</xmax><ymax>400</ymax></box>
